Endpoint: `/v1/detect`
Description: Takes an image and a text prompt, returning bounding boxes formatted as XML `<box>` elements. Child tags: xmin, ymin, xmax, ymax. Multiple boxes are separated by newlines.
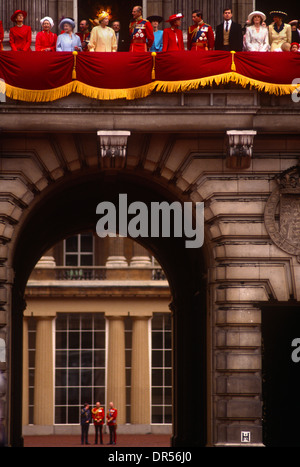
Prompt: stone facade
<box><xmin>1</xmin><ymin>0</ymin><xmax>300</xmax><ymax>448</ymax></box>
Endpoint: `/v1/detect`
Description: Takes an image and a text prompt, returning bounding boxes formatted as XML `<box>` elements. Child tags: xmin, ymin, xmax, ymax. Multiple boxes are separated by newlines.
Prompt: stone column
<box><xmin>106</xmin><ymin>316</ymin><xmax>126</xmax><ymax>425</ymax></box>
<box><xmin>22</xmin><ymin>318</ymin><xmax>29</xmax><ymax>427</ymax></box>
<box><xmin>106</xmin><ymin>236</ymin><xmax>128</xmax><ymax>268</ymax></box>
<box><xmin>130</xmin><ymin>316</ymin><xmax>151</xmax><ymax>424</ymax></box>
<box><xmin>130</xmin><ymin>243</ymin><xmax>151</xmax><ymax>268</ymax></box>
<box><xmin>34</xmin><ymin>316</ymin><xmax>55</xmax><ymax>426</ymax></box>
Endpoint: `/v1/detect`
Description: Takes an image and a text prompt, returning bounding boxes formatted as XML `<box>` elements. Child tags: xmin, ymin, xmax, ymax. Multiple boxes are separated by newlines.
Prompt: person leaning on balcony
<box><xmin>187</xmin><ymin>10</ymin><xmax>215</xmax><ymax>51</ymax></box>
<box><xmin>35</xmin><ymin>17</ymin><xmax>57</xmax><ymax>52</ymax></box>
<box><xmin>88</xmin><ymin>11</ymin><xmax>117</xmax><ymax>52</ymax></box>
<box><xmin>215</xmin><ymin>8</ymin><xmax>243</xmax><ymax>51</ymax></box>
<box><xmin>9</xmin><ymin>10</ymin><xmax>32</xmax><ymax>51</ymax></box>
<box><xmin>244</xmin><ymin>11</ymin><xmax>270</xmax><ymax>51</ymax></box>
<box><xmin>129</xmin><ymin>5</ymin><xmax>154</xmax><ymax>52</ymax></box>
<box><xmin>147</xmin><ymin>15</ymin><xmax>164</xmax><ymax>52</ymax></box>
<box><xmin>56</xmin><ymin>18</ymin><xmax>82</xmax><ymax>52</ymax></box>
<box><xmin>162</xmin><ymin>13</ymin><xmax>185</xmax><ymax>51</ymax></box>
<box><xmin>268</xmin><ymin>11</ymin><xmax>291</xmax><ymax>51</ymax></box>
<box><xmin>0</xmin><ymin>20</ymin><xmax>4</xmax><ymax>51</ymax></box>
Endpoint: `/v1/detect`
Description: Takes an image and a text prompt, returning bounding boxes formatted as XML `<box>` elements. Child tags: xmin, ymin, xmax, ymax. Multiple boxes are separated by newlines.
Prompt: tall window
<box><xmin>151</xmin><ymin>313</ymin><xmax>172</xmax><ymax>424</ymax></box>
<box><xmin>55</xmin><ymin>313</ymin><xmax>106</xmax><ymax>424</ymax></box>
<box><xmin>64</xmin><ymin>233</ymin><xmax>94</xmax><ymax>267</ymax></box>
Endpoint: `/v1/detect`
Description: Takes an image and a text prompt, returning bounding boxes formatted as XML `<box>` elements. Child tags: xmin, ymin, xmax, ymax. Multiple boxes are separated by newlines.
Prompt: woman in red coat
<box><xmin>162</xmin><ymin>13</ymin><xmax>185</xmax><ymax>51</ymax></box>
<box><xmin>9</xmin><ymin>10</ymin><xmax>32</xmax><ymax>51</ymax></box>
<box><xmin>35</xmin><ymin>16</ymin><xmax>57</xmax><ymax>52</ymax></box>
<box><xmin>0</xmin><ymin>21</ymin><xmax>4</xmax><ymax>51</ymax></box>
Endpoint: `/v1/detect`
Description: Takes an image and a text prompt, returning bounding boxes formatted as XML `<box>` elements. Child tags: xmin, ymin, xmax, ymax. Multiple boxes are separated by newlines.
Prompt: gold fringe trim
<box><xmin>153</xmin><ymin>72</ymin><xmax>299</xmax><ymax>96</ymax></box>
<box><xmin>1</xmin><ymin>72</ymin><xmax>299</xmax><ymax>102</ymax></box>
<box><xmin>73</xmin><ymin>80</ymin><xmax>154</xmax><ymax>100</ymax></box>
<box><xmin>3</xmin><ymin>82</ymin><xmax>75</xmax><ymax>102</ymax></box>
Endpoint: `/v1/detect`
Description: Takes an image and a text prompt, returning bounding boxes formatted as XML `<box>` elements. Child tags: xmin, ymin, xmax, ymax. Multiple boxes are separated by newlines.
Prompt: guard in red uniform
<box><xmin>0</xmin><ymin>21</ymin><xmax>4</xmax><ymax>51</ymax></box>
<box><xmin>35</xmin><ymin>17</ymin><xmax>57</xmax><ymax>52</ymax></box>
<box><xmin>162</xmin><ymin>13</ymin><xmax>185</xmax><ymax>51</ymax></box>
<box><xmin>106</xmin><ymin>401</ymin><xmax>118</xmax><ymax>445</ymax></box>
<box><xmin>187</xmin><ymin>10</ymin><xmax>214</xmax><ymax>51</ymax></box>
<box><xmin>9</xmin><ymin>10</ymin><xmax>32</xmax><ymax>51</ymax></box>
<box><xmin>92</xmin><ymin>401</ymin><xmax>105</xmax><ymax>445</ymax></box>
<box><xmin>129</xmin><ymin>5</ymin><xmax>154</xmax><ymax>52</ymax></box>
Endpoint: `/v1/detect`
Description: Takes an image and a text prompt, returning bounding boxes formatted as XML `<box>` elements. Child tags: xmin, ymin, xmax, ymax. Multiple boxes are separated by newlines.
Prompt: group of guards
<box><xmin>1</xmin><ymin>6</ymin><xmax>299</xmax><ymax>54</ymax></box>
<box><xmin>81</xmin><ymin>401</ymin><xmax>117</xmax><ymax>446</ymax></box>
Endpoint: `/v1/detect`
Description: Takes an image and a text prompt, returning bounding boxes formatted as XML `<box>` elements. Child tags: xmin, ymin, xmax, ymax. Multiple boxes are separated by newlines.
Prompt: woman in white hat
<box><xmin>244</xmin><ymin>11</ymin><xmax>270</xmax><ymax>51</ymax></box>
<box><xmin>88</xmin><ymin>11</ymin><xmax>117</xmax><ymax>52</ymax></box>
<box><xmin>268</xmin><ymin>11</ymin><xmax>291</xmax><ymax>51</ymax></box>
<box><xmin>56</xmin><ymin>18</ymin><xmax>82</xmax><ymax>51</ymax></box>
<box><xmin>35</xmin><ymin>17</ymin><xmax>57</xmax><ymax>51</ymax></box>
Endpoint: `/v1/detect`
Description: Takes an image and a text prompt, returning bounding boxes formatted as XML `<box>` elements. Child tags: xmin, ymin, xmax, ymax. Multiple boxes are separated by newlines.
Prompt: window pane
<box><xmin>55</xmin><ymin>388</ymin><xmax>66</xmax><ymax>405</ymax></box>
<box><xmin>94</xmin><ymin>350</ymin><xmax>105</xmax><ymax>367</ymax></box>
<box><xmin>152</xmin><ymin>406</ymin><xmax>163</xmax><ymax>424</ymax></box>
<box><xmin>82</xmin><ymin>332</ymin><xmax>92</xmax><ymax>349</ymax></box>
<box><xmin>69</xmin><ymin>350</ymin><xmax>80</xmax><ymax>367</ymax></box>
<box><xmin>80</xmin><ymin>254</ymin><xmax>93</xmax><ymax>266</ymax></box>
<box><xmin>81</xmin><ymin>234</ymin><xmax>93</xmax><ymax>252</ymax></box>
<box><xmin>65</xmin><ymin>255</ymin><xmax>78</xmax><ymax>266</ymax></box>
<box><xmin>65</xmin><ymin>236</ymin><xmax>78</xmax><ymax>252</ymax></box>
<box><xmin>152</xmin><ymin>350</ymin><xmax>163</xmax><ymax>367</ymax></box>
<box><xmin>94</xmin><ymin>369</ymin><xmax>105</xmax><ymax>386</ymax></box>
<box><xmin>164</xmin><ymin>388</ymin><xmax>172</xmax><ymax>405</ymax></box>
<box><xmin>56</xmin><ymin>331</ymin><xmax>67</xmax><ymax>349</ymax></box>
<box><xmin>68</xmin><ymin>387</ymin><xmax>79</xmax><ymax>405</ymax></box>
<box><xmin>165</xmin><ymin>350</ymin><xmax>172</xmax><ymax>367</ymax></box>
<box><xmin>152</xmin><ymin>369</ymin><xmax>163</xmax><ymax>386</ymax></box>
<box><xmin>94</xmin><ymin>332</ymin><xmax>105</xmax><ymax>349</ymax></box>
<box><xmin>56</xmin><ymin>369</ymin><xmax>66</xmax><ymax>387</ymax></box>
<box><xmin>81</xmin><ymin>350</ymin><xmax>92</xmax><ymax>368</ymax></box>
<box><xmin>152</xmin><ymin>388</ymin><xmax>163</xmax><ymax>405</ymax></box>
<box><xmin>56</xmin><ymin>350</ymin><xmax>67</xmax><ymax>368</ymax></box>
<box><xmin>165</xmin><ymin>332</ymin><xmax>172</xmax><ymax>349</ymax></box>
<box><xmin>152</xmin><ymin>333</ymin><xmax>163</xmax><ymax>349</ymax></box>
<box><xmin>55</xmin><ymin>406</ymin><xmax>66</xmax><ymax>424</ymax></box>
<box><xmin>68</xmin><ymin>406</ymin><xmax>80</xmax><ymax>424</ymax></box>
<box><xmin>68</xmin><ymin>369</ymin><xmax>79</xmax><ymax>386</ymax></box>
<box><xmin>81</xmin><ymin>388</ymin><xmax>92</xmax><ymax>404</ymax></box>
<box><xmin>69</xmin><ymin>332</ymin><xmax>79</xmax><ymax>349</ymax></box>
<box><xmin>81</xmin><ymin>369</ymin><xmax>92</xmax><ymax>387</ymax></box>
<box><xmin>152</xmin><ymin>315</ymin><xmax>163</xmax><ymax>330</ymax></box>
<box><xmin>165</xmin><ymin>405</ymin><xmax>172</xmax><ymax>423</ymax></box>
<box><xmin>81</xmin><ymin>315</ymin><xmax>92</xmax><ymax>330</ymax></box>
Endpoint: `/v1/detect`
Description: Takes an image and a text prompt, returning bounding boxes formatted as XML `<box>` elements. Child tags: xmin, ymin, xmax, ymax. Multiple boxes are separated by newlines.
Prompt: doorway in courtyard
<box><xmin>262</xmin><ymin>304</ymin><xmax>300</xmax><ymax>447</ymax></box>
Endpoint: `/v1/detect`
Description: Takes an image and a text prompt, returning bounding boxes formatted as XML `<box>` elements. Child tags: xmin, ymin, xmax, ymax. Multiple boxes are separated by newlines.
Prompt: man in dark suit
<box><xmin>215</xmin><ymin>8</ymin><xmax>243</xmax><ymax>51</ymax></box>
<box><xmin>111</xmin><ymin>20</ymin><xmax>130</xmax><ymax>51</ymax></box>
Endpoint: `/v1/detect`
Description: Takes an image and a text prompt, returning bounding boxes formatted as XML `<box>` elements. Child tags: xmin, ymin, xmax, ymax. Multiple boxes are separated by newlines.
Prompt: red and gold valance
<box><xmin>0</xmin><ymin>50</ymin><xmax>299</xmax><ymax>102</ymax></box>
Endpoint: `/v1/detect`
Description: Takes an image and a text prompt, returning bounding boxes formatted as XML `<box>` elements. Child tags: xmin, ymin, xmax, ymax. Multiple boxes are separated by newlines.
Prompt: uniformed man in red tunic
<box><xmin>91</xmin><ymin>401</ymin><xmax>105</xmax><ymax>445</ymax></box>
<box><xmin>129</xmin><ymin>5</ymin><xmax>154</xmax><ymax>52</ymax></box>
<box><xmin>106</xmin><ymin>401</ymin><xmax>118</xmax><ymax>445</ymax></box>
<box><xmin>162</xmin><ymin>13</ymin><xmax>185</xmax><ymax>51</ymax></box>
<box><xmin>9</xmin><ymin>10</ymin><xmax>32</xmax><ymax>51</ymax></box>
<box><xmin>0</xmin><ymin>21</ymin><xmax>4</xmax><ymax>51</ymax></box>
<box><xmin>187</xmin><ymin>10</ymin><xmax>215</xmax><ymax>51</ymax></box>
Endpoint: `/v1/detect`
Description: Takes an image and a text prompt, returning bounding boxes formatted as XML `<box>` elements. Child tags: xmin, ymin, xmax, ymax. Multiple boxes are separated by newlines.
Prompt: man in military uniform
<box><xmin>106</xmin><ymin>401</ymin><xmax>118</xmax><ymax>445</ymax></box>
<box><xmin>129</xmin><ymin>5</ymin><xmax>154</xmax><ymax>52</ymax></box>
<box><xmin>91</xmin><ymin>401</ymin><xmax>105</xmax><ymax>445</ymax></box>
<box><xmin>187</xmin><ymin>10</ymin><xmax>214</xmax><ymax>51</ymax></box>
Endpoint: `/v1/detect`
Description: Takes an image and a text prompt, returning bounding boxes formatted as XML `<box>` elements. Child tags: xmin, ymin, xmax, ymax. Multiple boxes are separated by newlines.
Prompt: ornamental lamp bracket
<box><xmin>226</xmin><ymin>130</ymin><xmax>257</xmax><ymax>169</ymax></box>
<box><xmin>97</xmin><ymin>131</ymin><xmax>131</xmax><ymax>169</ymax></box>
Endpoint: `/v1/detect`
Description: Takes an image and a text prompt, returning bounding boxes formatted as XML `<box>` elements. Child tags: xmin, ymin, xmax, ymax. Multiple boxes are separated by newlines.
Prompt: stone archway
<box><xmin>6</xmin><ymin>166</ymin><xmax>208</xmax><ymax>447</ymax></box>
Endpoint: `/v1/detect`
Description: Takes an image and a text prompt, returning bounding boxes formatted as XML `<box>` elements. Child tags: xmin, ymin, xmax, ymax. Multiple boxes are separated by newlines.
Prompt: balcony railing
<box><xmin>52</xmin><ymin>266</ymin><xmax>166</xmax><ymax>281</ymax></box>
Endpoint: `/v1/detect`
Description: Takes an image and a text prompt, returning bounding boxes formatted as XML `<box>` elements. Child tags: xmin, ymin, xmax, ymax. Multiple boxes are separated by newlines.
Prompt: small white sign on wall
<box><xmin>241</xmin><ymin>431</ymin><xmax>251</xmax><ymax>443</ymax></box>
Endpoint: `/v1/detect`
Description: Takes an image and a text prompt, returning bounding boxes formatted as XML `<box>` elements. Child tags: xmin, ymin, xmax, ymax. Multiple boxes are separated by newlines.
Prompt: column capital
<box><xmin>226</xmin><ymin>130</ymin><xmax>257</xmax><ymax>169</ymax></box>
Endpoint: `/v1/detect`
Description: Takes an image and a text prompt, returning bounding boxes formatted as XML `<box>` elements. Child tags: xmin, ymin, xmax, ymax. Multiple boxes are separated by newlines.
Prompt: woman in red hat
<box><xmin>162</xmin><ymin>13</ymin><xmax>184</xmax><ymax>51</ymax></box>
<box><xmin>9</xmin><ymin>10</ymin><xmax>32</xmax><ymax>51</ymax></box>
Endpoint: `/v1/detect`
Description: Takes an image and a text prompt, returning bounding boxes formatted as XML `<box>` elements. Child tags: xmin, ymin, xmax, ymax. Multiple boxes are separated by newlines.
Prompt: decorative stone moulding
<box><xmin>226</xmin><ymin>130</ymin><xmax>257</xmax><ymax>169</ymax></box>
<box><xmin>264</xmin><ymin>165</ymin><xmax>300</xmax><ymax>262</ymax></box>
<box><xmin>97</xmin><ymin>131</ymin><xmax>131</xmax><ymax>169</ymax></box>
